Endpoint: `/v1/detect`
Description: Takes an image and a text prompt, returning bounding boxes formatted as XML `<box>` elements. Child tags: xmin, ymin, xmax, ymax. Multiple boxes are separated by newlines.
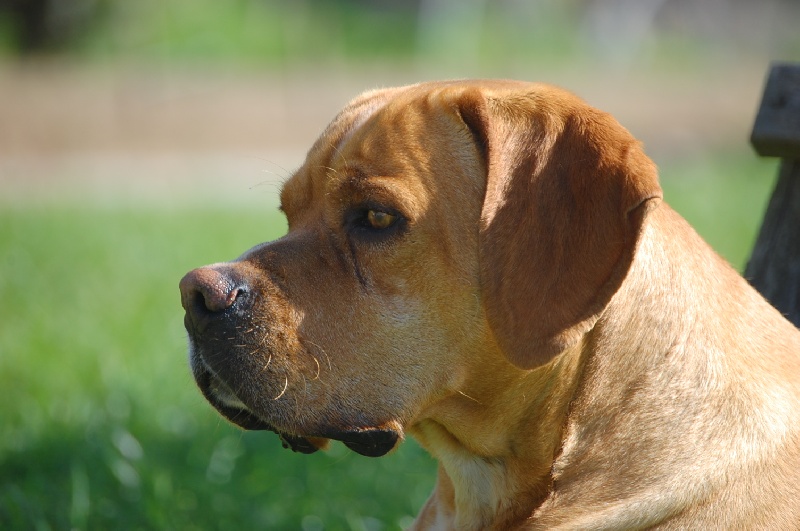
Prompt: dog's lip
<box><xmin>326</xmin><ymin>426</ymin><xmax>400</xmax><ymax>457</ymax></box>
<box><xmin>192</xmin><ymin>360</ymin><xmax>322</xmax><ymax>453</ymax></box>
<box><xmin>192</xmin><ymin>360</ymin><xmax>400</xmax><ymax>456</ymax></box>
<box><xmin>193</xmin><ymin>361</ymin><xmax>401</xmax><ymax>457</ymax></box>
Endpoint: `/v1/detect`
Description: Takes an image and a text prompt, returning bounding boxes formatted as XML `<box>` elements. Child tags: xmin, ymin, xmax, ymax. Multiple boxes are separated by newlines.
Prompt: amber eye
<box><xmin>366</xmin><ymin>209</ymin><xmax>396</xmax><ymax>230</ymax></box>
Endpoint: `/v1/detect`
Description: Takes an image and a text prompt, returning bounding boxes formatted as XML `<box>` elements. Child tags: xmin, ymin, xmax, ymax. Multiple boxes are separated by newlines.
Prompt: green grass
<box><xmin>0</xmin><ymin>151</ymin><xmax>780</xmax><ymax>529</ymax></box>
<box><xmin>658</xmin><ymin>153</ymin><xmax>779</xmax><ymax>269</ymax></box>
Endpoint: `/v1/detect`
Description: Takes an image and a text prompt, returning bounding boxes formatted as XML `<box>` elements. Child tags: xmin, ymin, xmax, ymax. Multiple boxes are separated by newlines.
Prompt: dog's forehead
<box><xmin>280</xmin><ymin>84</ymin><xmax>437</xmax><ymax>213</ymax></box>
<box><xmin>279</xmin><ymin>79</ymin><xmax>575</xmax><ymax>214</ymax></box>
<box><xmin>280</xmin><ymin>91</ymin><xmax>391</xmax><ymax>214</ymax></box>
<box><xmin>306</xmin><ymin>79</ymin><xmax>533</xmax><ymax>162</ymax></box>
<box><xmin>320</xmin><ymin>88</ymin><xmax>405</xmax><ymax>153</ymax></box>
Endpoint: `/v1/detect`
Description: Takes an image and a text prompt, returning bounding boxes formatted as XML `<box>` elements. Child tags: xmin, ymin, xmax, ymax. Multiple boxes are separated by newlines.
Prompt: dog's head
<box><xmin>180</xmin><ymin>80</ymin><xmax>661</xmax><ymax>457</ymax></box>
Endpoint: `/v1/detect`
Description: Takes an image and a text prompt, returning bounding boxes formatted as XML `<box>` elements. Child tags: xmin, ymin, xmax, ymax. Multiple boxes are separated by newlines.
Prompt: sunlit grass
<box><xmin>658</xmin><ymin>152</ymin><xmax>778</xmax><ymax>269</ymax></box>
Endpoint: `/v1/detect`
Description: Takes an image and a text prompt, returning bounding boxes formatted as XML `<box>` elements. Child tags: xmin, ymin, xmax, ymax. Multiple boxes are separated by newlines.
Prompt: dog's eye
<box><xmin>347</xmin><ymin>206</ymin><xmax>405</xmax><ymax>241</ymax></box>
<box><xmin>366</xmin><ymin>209</ymin><xmax>397</xmax><ymax>230</ymax></box>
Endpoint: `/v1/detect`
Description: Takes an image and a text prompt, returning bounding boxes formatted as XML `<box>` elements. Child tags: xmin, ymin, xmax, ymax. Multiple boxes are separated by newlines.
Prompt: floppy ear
<box><xmin>456</xmin><ymin>85</ymin><xmax>662</xmax><ymax>369</ymax></box>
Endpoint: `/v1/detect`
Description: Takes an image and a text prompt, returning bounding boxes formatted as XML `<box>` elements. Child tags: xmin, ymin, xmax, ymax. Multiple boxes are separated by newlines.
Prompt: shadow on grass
<box><xmin>1</xmin><ymin>416</ymin><xmax>436</xmax><ymax>530</ymax></box>
<box><xmin>0</xmin><ymin>400</ymin><xmax>435</xmax><ymax>530</ymax></box>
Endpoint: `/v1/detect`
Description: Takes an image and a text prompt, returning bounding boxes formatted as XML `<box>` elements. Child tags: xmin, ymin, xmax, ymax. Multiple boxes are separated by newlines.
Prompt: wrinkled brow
<box><xmin>279</xmin><ymin>168</ymin><xmax>314</xmax><ymax>219</ymax></box>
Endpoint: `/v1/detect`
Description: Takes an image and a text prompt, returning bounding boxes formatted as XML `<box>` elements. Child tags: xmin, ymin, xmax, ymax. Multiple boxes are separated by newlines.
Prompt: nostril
<box><xmin>180</xmin><ymin>267</ymin><xmax>246</xmax><ymax>314</ymax></box>
<box><xmin>191</xmin><ymin>287</ymin><xmax>243</xmax><ymax>313</ymax></box>
<box><xmin>221</xmin><ymin>286</ymin><xmax>244</xmax><ymax>309</ymax></box>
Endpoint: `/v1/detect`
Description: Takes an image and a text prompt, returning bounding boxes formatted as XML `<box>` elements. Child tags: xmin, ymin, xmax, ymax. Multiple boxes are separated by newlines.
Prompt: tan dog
<box><xmin>180</xmin><ymin>80</ymin><xmax>800</xmax><ymax>529</ymax></box>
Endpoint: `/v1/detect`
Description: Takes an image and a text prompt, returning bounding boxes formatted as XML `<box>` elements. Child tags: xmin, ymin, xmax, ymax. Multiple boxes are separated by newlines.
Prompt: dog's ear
<box><xmin>455</xmin><ymin>84</ymin><xmax>662</xmax><ymax>369</ymax></box>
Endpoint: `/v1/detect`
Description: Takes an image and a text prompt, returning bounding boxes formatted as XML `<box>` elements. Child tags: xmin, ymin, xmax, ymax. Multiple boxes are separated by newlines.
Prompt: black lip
<box><xmin>277</xmin><ymin>433</ymin><xmax>321</xmax><ymax>454</ymax></box>
<box><xmin>193</xmin><ymin>363</ymin><xmax>322</xmax><ymax>454</ymax></box>
<box><xmin>192</xmin><ymin>355</ymin><xmax>400</xmax><ymax>457</ymax></box>
<box><xmin>334</xmin><ymin>428</ymin><xmax>400</xmax><ymax>457</ymax></box>
<box><xmin>194</xmin><ymin>364</ymin><xmax>274</xmax><ymax>430</ymax></box>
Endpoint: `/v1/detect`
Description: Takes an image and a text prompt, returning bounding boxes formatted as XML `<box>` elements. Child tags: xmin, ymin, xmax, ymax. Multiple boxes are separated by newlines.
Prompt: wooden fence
<box><xmin>746</xmin><ymin>63</ymin><xmax>800</xmax><ymax>327</ymax></box>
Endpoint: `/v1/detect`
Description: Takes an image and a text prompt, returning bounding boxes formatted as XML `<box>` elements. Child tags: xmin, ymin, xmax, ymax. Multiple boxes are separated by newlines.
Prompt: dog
<box><xmin>180</xmin><ymin>80</ymin><xmax>800</xmax><ymax>529</ymax></box>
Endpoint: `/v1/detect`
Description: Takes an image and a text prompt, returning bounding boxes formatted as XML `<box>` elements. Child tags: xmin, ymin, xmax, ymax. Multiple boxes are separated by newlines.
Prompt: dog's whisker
<box><xmin>255</xmin><ymin>169</ymin><xmax>288</xmax><ymax>182</ymax></box>
<box><xmin>296</xmin><ymin>374</ymin><xmax>308</xmax><ymax>416</ymax></box>
<box><xmin>319</xmin><ymin>164</ymin><xmax>339</xmax><ymax>175</ymax></box>
<box><xmin>456</xmin><ymin>390</ymin><xmax>482</xmax><ymax>404</ymax></box>
<box><xmin>235</xmin><ymin>155</ymin><xmax>293</xmax><ymax>181</ymax></box>
<box><xmin>310</xmin><ymin>355</ymin><xmax>321</xmax><ymax>381</ymax></box>
<box><xmin>272</xmin><ymin>376</ymin><xmax>289</xmax><ymax>400</ymax></box>
<box><xmin>305</xmin><ymin>339</ymin><xmax>333</xmax><ymax>372</ymax></box>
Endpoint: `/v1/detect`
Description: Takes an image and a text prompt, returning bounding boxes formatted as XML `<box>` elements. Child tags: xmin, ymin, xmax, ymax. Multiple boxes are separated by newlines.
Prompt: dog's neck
<box><xmin>408</xmin><ymin>337</ymin><xmax>590</xmax><ymax>530</ymax></box>
<box><xmin>408</xmin><ymin>205</ymin><xmax>800</xmax><ymax>529</ymax></box>
<box><xmin>531</xmin><ymin>206</ymin><xmax>800</xmax><ymax>527</ymax></box>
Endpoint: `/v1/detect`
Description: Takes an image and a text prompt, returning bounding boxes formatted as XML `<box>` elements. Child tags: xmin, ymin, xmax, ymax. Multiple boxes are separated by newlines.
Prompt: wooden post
<box><xmin>746</xmin><ymin>63</ymin><xmax>800</xmax><ymax>327</ymax></box>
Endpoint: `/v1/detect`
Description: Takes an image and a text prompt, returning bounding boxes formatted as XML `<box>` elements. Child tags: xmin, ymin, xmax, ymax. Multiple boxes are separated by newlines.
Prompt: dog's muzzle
<box><xmin>179</xmin><ymin>266</ymin><xmax>399</xmax><ymax>457</ymax></box>
<box><xmin>179</xmin><ymin>265</ymin><xmax>322</xmax><ymax>452</ymax></box>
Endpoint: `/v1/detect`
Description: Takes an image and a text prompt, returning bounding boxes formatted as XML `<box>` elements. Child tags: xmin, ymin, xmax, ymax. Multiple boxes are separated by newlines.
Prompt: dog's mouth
<box><xmin>192</xmin><ymin>358</ymin><xmax>400</xmax><ymax>457</ymax></box>
<box><xmin>193</xmin><ymin>362</ymin><xmax>324</xmax><ymax>453</ymax></box>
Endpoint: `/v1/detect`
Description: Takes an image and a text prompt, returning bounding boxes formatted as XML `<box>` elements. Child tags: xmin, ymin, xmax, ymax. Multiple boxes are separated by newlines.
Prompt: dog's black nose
<box><xmin>180</xmin><ymin>266</ymin><xmax>244</xmax><ymax>315</ymax></box>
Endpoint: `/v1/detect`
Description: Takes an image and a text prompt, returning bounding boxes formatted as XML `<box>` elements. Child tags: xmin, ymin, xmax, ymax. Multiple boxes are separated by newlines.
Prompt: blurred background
<box><xmin>1</xmin><ymin>1</ymin><xmax>798</xmax><ymax>529</ymax></box>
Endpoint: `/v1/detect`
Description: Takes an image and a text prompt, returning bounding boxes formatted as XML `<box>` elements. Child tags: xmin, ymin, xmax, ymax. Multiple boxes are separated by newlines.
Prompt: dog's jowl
<box><xmin>180</xmin><ymin>80</ymin><xmax>800</xmax><ymax>530</ymax></box>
